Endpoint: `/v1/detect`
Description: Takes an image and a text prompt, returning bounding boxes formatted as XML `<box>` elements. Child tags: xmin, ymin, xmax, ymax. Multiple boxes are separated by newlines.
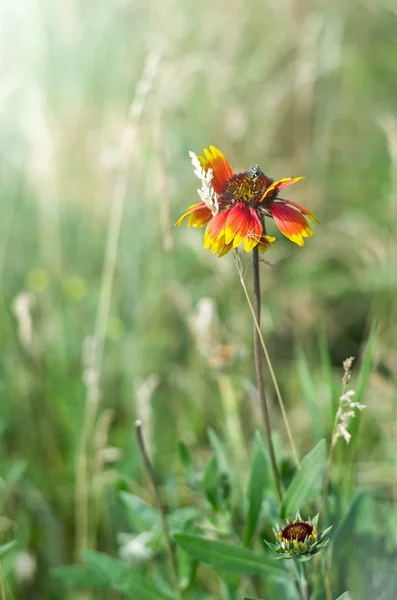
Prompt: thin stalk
<box><xmin>290</xmin><ymin>561</ymin><xmax>305</xmax><ymax>600</ymax></box>
<box><xmin>135</xmin><ymin>421</ymin><xmax>182</xmax><ymax>600</ymax></box>
<box><xmin>0</xmin><ymin>563</ymin><xmax>6</xmax><ymax>600</ymax></box>
<box><xmin>324</xmin><ymin>552</ymin><xmax>333</xmax><ymax>600</ymax></box>
<box><xmin>323</xmin><ymin>433</ymin><xmax>337</xmax><ymax>507</ymax></box>
<box><xmin>299</xmin><ymin>561</ymin><xmax>310</xmax><ymax>600</ymax></box>
<box><xmin>234</xmin><ymin>251</ymin><xmax>301</xmax><ymax>470</ymax></box>
<box><xmin>252</xmin><ymin>247</ymin><xmax>282</xmax><ymax>501</ymax></box>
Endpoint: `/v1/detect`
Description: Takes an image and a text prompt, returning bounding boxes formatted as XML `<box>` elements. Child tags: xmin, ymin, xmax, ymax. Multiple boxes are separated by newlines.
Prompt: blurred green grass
<box><xmin>0</xmin><ymin>0</ymin><xmax>396</xmax><ymax>597</ymax></box>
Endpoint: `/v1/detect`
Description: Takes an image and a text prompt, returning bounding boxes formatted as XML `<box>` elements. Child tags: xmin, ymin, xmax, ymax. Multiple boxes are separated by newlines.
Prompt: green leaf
<box><xmin>174</xmin><ymin>534</ymin><xmax>286</xmax><ymax>580</ymax></box>
<box><xmin>335</xmin><ymin>593</ymin><xmax>351</xmax><ymax>600</ymax></box>
<box><xmin>243</xmin><ymin>447</ymin><xmax>269</xmax><ymax>547</ymax></box>
<box><xmin>280</xmin><ymin>439</ymin><xmax>326</xmax><ymax>519</ymax></box>
<box><xmin>119</xmin><ymin>491</ymin><xmax>160</xmax><ymax>531</ymax></box>
<box><xmin>243</xmin><ymin>597</ymin><xmax>266</xmax><ymax>600</ymax></box>
<box><xmin>177</xmin><ymin>547</ymin><xmax>198</xmax><ymax>592</ymax></box>
<box><xmin>203</xmin><ymin>455</ymin><xmax>221</xmax><ymax>511</ymax></box>
<box><xmin>317</xmin><ymin>325</ymin><xmax>338</xmax><ymax>417</ymax></box>
<box><xmin>297</xmin><ymin>351</ymin><xmax>325</xmax><ymax>441</ymax></box>
<box><xmin>167</xmin><ymin>507</ymin><xmax>199</xmax><ymax>535</ymax></box>
<box><xmin>51</xmin><ymin>565</ymin><xmax>108</xmax><ymax>589</ymax></box>
<box><xmin>348</xmin><ymin>327</ymin><xmax>377</xmax><ymax>442</ymax></box>
<box><xmin>0</xmin><ymin>540</ymin><xmax>16</xmax><ymax>559</ymax></box>
<box><xmin>81</xmin><ymin>550</ymin><xmax>176</xmax><ymax>600</ymax></box>
<box><xmin>332</xmin><ymin>492</ymin><xmax>366</xmax><ymax>559</ymax></box>
<box><xmin>178</xmin><ymin>442</ymin><xmax>196</xmax><ymax>486</ymax></box>
<box><xmin>208</xmin><ymin>427</ymin><xmax>229</xmax><ymax>474</ymax></box>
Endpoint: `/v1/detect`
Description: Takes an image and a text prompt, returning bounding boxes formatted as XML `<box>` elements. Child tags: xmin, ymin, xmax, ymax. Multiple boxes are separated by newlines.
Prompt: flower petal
<box><xmin>260</xmin><ymin>177</ymin><xmax>304</xmax><ymax>202</ymax></box>
<box><xmin>204</xmin><ymin>210</ymin><xmax>230</xmax><ymax>248</ymax></box>
<box><xmin>268</xmin><ymin>201</ymin><xmax>314</xmax><ymax>246</ymax></box>
<box><xmin>217</xmin><ymin>242</ymin><xmax>233</xmax><ymax>257</ymax></box>
<box><xmin>223</xmin><ymin>203</ymin><xmax>263</xmax><ymax>251</ymax></box>
<box><xmin>198</xmin><ymin>146</ymin><xmax>234</xmax><ymax>194</ymax></box>
<box><xmin>175</xmin><ymin>202</ymin><xmax>212</xmax><ymax>228</ymax></box>
<box><xmin>224</xmin><ymin>203</ymin><xmax>247</xmax><ymax>245</ymax></box>
<box><xmin>243</xmin><ymin>209</ymin><xmax>263</xmax><ymax>252</ymax></box>
<box><xmin>257</xmin><ymin>235</ymin><xmax>277</xmax><ymax>254</ymax></box>
<box><xmin>279</xmin><ymin>198</ymin><xmax>319</xmax><ymax>224</ymax></box>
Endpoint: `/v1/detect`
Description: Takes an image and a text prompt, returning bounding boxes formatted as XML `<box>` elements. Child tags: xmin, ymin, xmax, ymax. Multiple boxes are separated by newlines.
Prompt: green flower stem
<box><xmin>135</xmin><ymin>420</ymin><xmax>183</xmax><ymax>600</ymax></box>
<box><xmin>299</xmin><ymin>561</ymin><xmax>310</xmax><ymax>600</ymax></box>
<box><xmin>234</xmin><ymin>250</ymin><xmax>300</xmax><ymax>472</ymax></box>
<box><xmin>252</xmin><ymin>247</ymin><xmax>282</xmax><ymax>501</ymax></box>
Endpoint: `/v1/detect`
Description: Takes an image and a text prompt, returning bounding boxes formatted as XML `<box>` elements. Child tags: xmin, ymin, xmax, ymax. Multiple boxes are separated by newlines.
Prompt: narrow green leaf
<box><xmin>332</xmin><ymin>492</ymin><xmax>366</xmax><ymax>559</ymax></box>
<box><xmin>335</xmin><ymin>593</ymin><xmax>351</xmax><ymax>600</ymax></box>
<box><xmin>243</xmin><ymin>447</ymin><xmax>269</xmax><ymax>547</ymax></box>
<box><xmin>280</xmin><ymin>439</ymin><xmax>326</xmax><ymax>519</ymax></box>
<box><xmin>178</xmin><ymin>442</ymin><xmax>196</xmax><ymax>486</ymax></box>
<box><xmin>348</xmin><ymin>327</ymin><xmax>377</xmax><ymax>441</ymax></box>
<box><xmin>81</xmin><ymin>550</ymin><xmax>176</xmax><ymax>600</ymax></box>
<box><xmin>174</xmin><ymin>534</ymin><xmax>286</xmax><ymax>580</ymax></box>
<box><xmin>51</xmin><ymin>565</ymin><xmax>107</xmax><ymax>589</ymax></box>
<box><xmin>203</xmin><ymin>455</ymin><xmax>220</xmax><ymax>511</ymax></box>
<box><xmin>243</xmin><ymin>597</ymin><xmax>265</xmax><ymax>600</ymax></box>
<box><xmin>317</xmin><ymin>325</ymin><xmax>338</xmax><ymax>416</ymax></box>
<box><xmin>297</xmin><ymin>351</ymin><xmax>325</xmax><ymax>440</ymax></box>
<box><xmin>208</xmin><ymin>427</ymin><xmax>229</xmax><ymax>473</ymax></box>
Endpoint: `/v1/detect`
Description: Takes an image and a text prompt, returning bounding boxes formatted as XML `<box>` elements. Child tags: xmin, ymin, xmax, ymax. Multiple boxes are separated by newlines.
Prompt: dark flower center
<box><xmin>281</xmin><ymin>522</ymin><xmax>313</xmax><ymax>543</ymax></box>
<box><xmin>219</xmin><ymin>168</ymin><xmax>276</xmax><ymax>208</ymax></box>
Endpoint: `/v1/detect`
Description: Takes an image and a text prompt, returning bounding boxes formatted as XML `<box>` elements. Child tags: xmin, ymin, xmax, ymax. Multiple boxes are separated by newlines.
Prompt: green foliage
<box><xmin>331</xmin><ymin>492</ymin><xmax>366</xmax><ymax>560</ymax></box>
<box><xmin>203</xmin><ymin>455</ymin><xmax>222</xmax><ymax>511</ymax></box>
<box><xmin>280</xmin><ymin>439</ymin><xmax>326</xmax><ymax>519</ymax></box>
<box><xmin>51</xmin><ymin>564</ymin><xmax>108</xmax><ymax>590</ymax></box>
<box><xmin>243</xmin><ymin>446</ymin><xmax>270</xmax><ymax>547</ymax></box>
<box><xmin>174</xmin><ymin>534</ymin><xmax>286</xmax><ymax>580</ymax></box>
<box><xmin>0</xmin><ymin>540</ymin><xmax>17</xmax><ymax>559</ymax></box>
<box><xmin>119</xmin><ymin>491</ymin><xmax>161</xmax><ymax>531</ymax></box>
<box><xmin>297</xmin><ymin>352</ymin><xmax>326</xmax><ymax>441</ymax></box>
<box><xmin>81</xmin><ymin>550</ymin><xmax>177</xmax><ymax>600</ymax></box>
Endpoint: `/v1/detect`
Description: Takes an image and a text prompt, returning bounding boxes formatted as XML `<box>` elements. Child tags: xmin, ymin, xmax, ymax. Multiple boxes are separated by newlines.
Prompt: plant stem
<box><xmin>234</xmin><ymin>252</ymin><xmax>300</xmax><ymax>470</ymax></box>
<box><xmin>135</xmin><ymin>421</ymin><xmax>182</xmax><ymax>600</ymax></box>
<box><xmin>299</xmin><ymin>561</ymin><xmax>310</xmax><ymax>600</ymax></box>
<box><xmin>323</xmin><ymin>437</ymin><xmax>336</xmax><ymax>507</ymax></box>
<box><xmin>0</xmin><ymin>563</ymin><xmax>6</xmax><ymax>600</ymax></box>
<box><xmin>252</xmin><ymin>247</ymin><xmax>282</xmax><ymax>501</ymax></box>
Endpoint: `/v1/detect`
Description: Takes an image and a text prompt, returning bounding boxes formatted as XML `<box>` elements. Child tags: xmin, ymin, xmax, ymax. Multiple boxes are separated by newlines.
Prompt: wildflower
<box><xmin>176</xmin><ymin>146</ymin><xmax>318</xmax><ymax>256</ymax></box>
<box><xmin>266</xmin><ymin>513</ymin><xmax>331</xmax><ymax>562</ymax></box>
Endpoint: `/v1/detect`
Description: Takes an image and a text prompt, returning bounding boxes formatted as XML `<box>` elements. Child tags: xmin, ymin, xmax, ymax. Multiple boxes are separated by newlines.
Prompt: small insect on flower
<box><xmin>175</xmin><ymin>146</ymin><xmax>319</xmax><ymax>257</ymax></box>
<box><xmin>266</xmin><ymin>512</ymin><xmax>331</xmax><ymax>562</ymax></box>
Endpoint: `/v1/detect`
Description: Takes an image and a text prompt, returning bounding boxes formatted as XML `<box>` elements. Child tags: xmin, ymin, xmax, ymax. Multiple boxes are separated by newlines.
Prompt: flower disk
<box><xmin>219</xmin><ymin>172</ymin><xmax>274</xmax><ymax>207</ymax></box>
<box><xmin>281</xmin><ymin>522</ymin><xmax>313</xmax><ymax>543</ymax></box>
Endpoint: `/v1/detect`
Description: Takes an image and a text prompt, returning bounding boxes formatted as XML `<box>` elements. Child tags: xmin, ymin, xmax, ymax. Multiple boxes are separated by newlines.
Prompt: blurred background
<box><xmin>0</xmin><ymin>0</ymin><xmax>396</xmax><ymax>597</ymax></box>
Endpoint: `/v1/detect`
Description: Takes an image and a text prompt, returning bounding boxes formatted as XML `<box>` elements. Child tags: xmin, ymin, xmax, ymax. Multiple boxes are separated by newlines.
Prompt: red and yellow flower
<box><xmin>176</xmin><ymin>146</ymin><xmax>318</xmax><ymax>257</ymax></box>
